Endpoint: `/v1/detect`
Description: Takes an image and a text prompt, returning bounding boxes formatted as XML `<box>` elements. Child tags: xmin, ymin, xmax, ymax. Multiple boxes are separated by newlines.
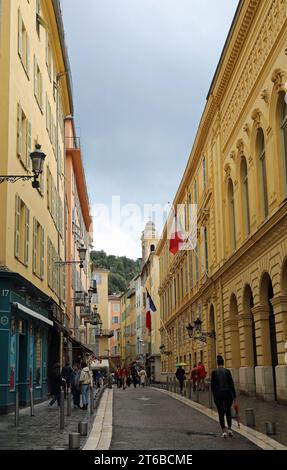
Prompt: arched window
<box><xmin>279</xmin><ymin>92</ymin><xmax>287</xmax><ymax>190</ymax></box>
<box><xmin>241</xmin><ymin>156</ymin><xmax>250</xmax><ymax>236</ymax></box>
<box><xmin>257</xmin><ymin>128</ymin><xmax>268</xmax><ymax>219</ymax></box>
<box><xmin>228</xmin><ymin>179</ymin><xmax>236</xmax><ymax>251</ymax></box>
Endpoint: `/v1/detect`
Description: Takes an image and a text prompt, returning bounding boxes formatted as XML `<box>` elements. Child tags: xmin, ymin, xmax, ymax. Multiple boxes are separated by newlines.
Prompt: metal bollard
<box><xmin>69</xmin><ymin>432</ymin><xmax>81</xmax><ymax>449</ymax></box>
<box><xmin>60</xmin><ymin>388</ymin><xmax>65</xmax><ymax>430</ymax></box>
<box><xmin>30</xmin><ymin>388</ymin><xmax>35</xmax><ymax>416</ymax></box>
<box><xmin>90</xmin><ymin>386</ymin><xmax>94</xmax><ymax>415</ymax></box>
<box><xmin>67</xmin><ymin>387</ymin><xmax>72</xmax><ymax>417</ymax></box>
<box><xmin>245</xmin><ymin>408</ymin><xmax>255</xmax><ymax>427</ymax></box>
<box><xmin>15</xmin><ymin>389</ymin><xmax>19</xmax><ymax>427</ymax></box>
<box><xmin>78</xmin><ymin>421</ymin><xmax>88</xmax><ymax>436</ymax></box>
<box><xmin>166</xmin><ymin>376</ymin><xmax>169</xmax><ymax>391</ymax></box>
<box><xmin>265</xmin><ymin>421</ymin><xmax>276</xmax><ymax>435</ymax></box>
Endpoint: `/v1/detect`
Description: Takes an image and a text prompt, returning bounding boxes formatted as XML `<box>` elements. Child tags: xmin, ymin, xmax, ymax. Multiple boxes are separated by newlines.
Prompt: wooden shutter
<box><xmin>24</xmin><ymin>207</ymin><xmax>30</xmax><ymax>266</ymax></box>
<box><xmin>17</xmin><ymin>103</ymin><xmax>22</xmax><ymax>159</ymax></box>
<box><xmin>26</xmin><ymin>33</ymin><xmax>30</xmax><ymax>77</ymax></box>
<box><xmin>47</xmin><ymin>238</ymin><xmax>51</xmax><ymax>287</ymax></box>
<box><xmin>39</xmin><ymin>72</ymin><xmax>43</xmax><ymax>109</ymax></box>
<box><xmin>34</xmin><ymin>56</ymin><xmax>37</xmax><ymax>99</ymax></box>
<box><xmin>26</xmin><ymin>120</ymin><xmax>31</xmax><ymax>168</ymax></box>
<box><xmin>46</xmin><ymin>93</ymin><xmax>48</xmax><ymax>131</ymax></box>
<box><xmin>40</xmin><ymin>226</ymin><xmax>44</xmax><ymax>279</ymax></box>
<box><xmin>33</xmin><ymin>218</ymin><xmax>37</xmax><ymax>274</ymax></box>
<box><xmin>18</xmin><ymin>9</ymin><xmax>22</xmax><ymax>58</ymax></box>
<box><xmin>15</xmin><ymin>195</ymin><xmax>21</xmax><ymax>259</ymax></box>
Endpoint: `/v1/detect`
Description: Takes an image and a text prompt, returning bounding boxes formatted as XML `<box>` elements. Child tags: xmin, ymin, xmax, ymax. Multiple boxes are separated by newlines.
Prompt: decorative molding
<box><xmin>230</xmin><ymin>150</ymin><xmax>236</xmax><ymax>160</ymax></box>
<box><xmin>251</xmin><ymin>108</ymin><xmax>262</xmax><ymax>128</ymax></box>
<box><xmin>243</xmin><ymin>123</ymin><xmax>250</xmax><ymax>136</ymax></box>
<box><xmin>271</xmin><ymin>68</ymin><xmax>286</xmax><ymax>91</ymax></box>
<box><xmin>222</xmin><ymin>0</ymin><xmax>287</xmax><ymax>148</ymax></box>
<box><xmin>236</xmin><ymin>139</ymin><xmax>244</xmax><ymax>154</ymax></box>
<box><xmin>260</xmin><ymin>88</ymin><xmax>269</xmax><ymax>104</ymax></box>
<box><xmin>224</xmin><ymin>163</ymin><xmax>231</xmax><ymax>179</ymax></box>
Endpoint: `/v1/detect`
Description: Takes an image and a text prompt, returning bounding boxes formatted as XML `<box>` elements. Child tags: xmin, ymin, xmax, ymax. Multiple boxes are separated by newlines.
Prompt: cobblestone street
<box><xmin>0</xmin><ymin>389</ymin><xmax>104</xmax><ymax>450</ymax></box>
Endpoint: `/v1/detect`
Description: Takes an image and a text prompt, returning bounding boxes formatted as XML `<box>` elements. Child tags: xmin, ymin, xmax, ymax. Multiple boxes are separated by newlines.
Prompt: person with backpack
<box><xmin>211</xmin><ymin>355</ymin><xmax>236</xmax><ymax>438</ymax></box>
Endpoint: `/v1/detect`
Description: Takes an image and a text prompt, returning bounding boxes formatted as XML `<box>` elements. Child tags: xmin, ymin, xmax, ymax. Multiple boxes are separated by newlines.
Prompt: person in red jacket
<box><xmin>190</xmin><ymin>364</ymin><xmax>199</xmax><ymax>391</ymax></box>
<box><xmin>198</xmin><ymin>362</ymin><xmax>207</xmax><ymax>391</ymax></box>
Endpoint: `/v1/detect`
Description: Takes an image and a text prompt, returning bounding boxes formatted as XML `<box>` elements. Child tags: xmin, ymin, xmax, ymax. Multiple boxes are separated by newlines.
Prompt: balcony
<box><xmin>95</xmin><ymin>329</ymin><xmax>114</xmax><ymax>338</ymax></box>
<box><xmin>74</xmin><ymin>291</ymin><xmax>86</xmax><ymax>306</ymax></box>
<box><xmin>80</xmin><ymin>306</ymin><xmax>91</xmax><ymax>318</ymax></box>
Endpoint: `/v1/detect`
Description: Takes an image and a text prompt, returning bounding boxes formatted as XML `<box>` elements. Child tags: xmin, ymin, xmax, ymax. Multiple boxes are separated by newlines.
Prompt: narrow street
<box><xmin>109</xmin><ymin>387</ymin><xmax>258</xmax><ymax>450</ymax></box>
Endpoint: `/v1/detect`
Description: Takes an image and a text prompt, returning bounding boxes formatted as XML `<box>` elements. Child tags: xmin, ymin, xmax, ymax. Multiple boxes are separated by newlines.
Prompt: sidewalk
<box><xmin>156</xmin><ymin>382</ymin><xmax>287</xmax><ymax>448</ymax></box>
<box><xmin>0</xmin><ymin>387</ymin><xmax>105</xmax><ymax>450</ymax></box>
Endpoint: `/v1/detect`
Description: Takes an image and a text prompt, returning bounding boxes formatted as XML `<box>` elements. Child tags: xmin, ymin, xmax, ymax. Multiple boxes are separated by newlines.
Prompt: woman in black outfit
<box><xmin>211</xmin><ymin>355</ymin><xmax>236</xmax><ymax>438</ymax></box>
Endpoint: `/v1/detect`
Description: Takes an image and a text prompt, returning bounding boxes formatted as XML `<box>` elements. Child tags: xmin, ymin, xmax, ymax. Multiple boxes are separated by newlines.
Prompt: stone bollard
<box><xmin>265</xmin><ymin>421</ymin><xmax>276</xmax><ymax>435</ymax></box>
<box><xmin>69</xmin><ymin>432</ymin><xmax>81</xmax><ymax>450</ymax></box>
<box><xmin>78</xmin><ymin>421</ymin><xmax>88</xmax><ymax>436</ymax></box>
<box><xmin>245</xmin><ymin>408</ymin><xmax>255</xmax><ymax>427</ymax></box>
<box><xmin>60</xmin><ymin>388</ymin><xmax>65</xmax><ymax>430</ymax></box>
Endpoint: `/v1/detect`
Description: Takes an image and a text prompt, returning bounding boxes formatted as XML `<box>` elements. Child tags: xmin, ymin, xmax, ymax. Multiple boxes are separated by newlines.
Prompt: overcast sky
<box><xmin>62</xmin><ymin>0</ymin><xmax>238</xmax><ymax>259</ymax></box>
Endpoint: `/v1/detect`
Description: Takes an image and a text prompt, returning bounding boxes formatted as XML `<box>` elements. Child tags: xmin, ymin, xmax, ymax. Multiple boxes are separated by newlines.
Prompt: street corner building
<box><xmin>0</xmin><ymin>0</ymin><xmax>77</xmax><ymax>413</ymax></box>
<box><xmin>157</xmin><ymin>0</ymin><xmax>287</xmax><ymax>404</ymax></box>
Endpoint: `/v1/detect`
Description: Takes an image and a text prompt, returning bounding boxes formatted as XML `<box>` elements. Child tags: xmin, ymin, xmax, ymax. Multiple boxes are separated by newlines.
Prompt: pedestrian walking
<box><xmin>61</xmin><ymin>361</ymin><xmax>73</xmax><ymax>397</ymax></box>
<box><xmin>71</xmin><ymin>363</ymin><xmax>81</xmax><ymax>408</ymax></box>
<box><xmin>138</xmin><ymin>368</ymin><xmax>147</xmax><ymax>387</ymax></box>
<box><xmin>79</xmin><ymin>362</ymin><xmax>92</xmax><ymax>410</ymax></box>
<box><xmin>198</xmin><ymin>361</ymin><xmax>207</xmax><ymax>391</ymax></box>
<box><xmin>175</xmin><ymin>365</ymin><xmax>186</xmax><ymax>395</ymax></box>
<box><xmin>115</xmin><ymin>367</ymin><xmax>122</xmax><ymax>388</ymax></box>
<box><xmin>121</xmin><ymin>366</ymin><xmax>128</xmax><ymax>390</ymax></box>
<box><xmin>190</xmin><ymin>364</ymin><xmax>199</xmax><ymax>392</ymax></box>
<box><xmin>130</xmin><ymin>364</ymin><xmax>139</xmax><ymax>388</ymax></box>
<box><xmin>48</xmin><ymin>362</ymin><xmax>62</xmax><ymax>407</ymax></box>
<box><xmin>211</xmin><ymin>355</ymin><xmax>236</xmax><ymax>438</ymax></box>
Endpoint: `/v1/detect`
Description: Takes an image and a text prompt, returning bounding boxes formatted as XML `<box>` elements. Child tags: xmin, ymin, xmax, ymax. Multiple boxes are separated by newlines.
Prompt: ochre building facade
<box><xmin>157</xmin><ymin>0</ymin><xmax>287</xmax><ymax>403</ymax></box>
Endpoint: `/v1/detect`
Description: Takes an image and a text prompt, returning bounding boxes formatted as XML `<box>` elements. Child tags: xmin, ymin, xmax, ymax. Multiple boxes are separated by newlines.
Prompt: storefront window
<box><xmin>35</xmin><ymin>330</ymin><xmax>42</xmax><ymax>387</ymax></box>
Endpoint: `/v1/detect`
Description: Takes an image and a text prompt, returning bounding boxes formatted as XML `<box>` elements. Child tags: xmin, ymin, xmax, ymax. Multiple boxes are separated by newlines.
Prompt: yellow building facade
<box><xmin>120</xmin><ymin>279</ymin><xmax>137</xmax><ymax>366</ymax></box>
<box><xmin>0</xmin><ymin>0</ymin><xmax>73</xmax><ymax>412</ymax></box>
<box><xmin>89</xmin><ymin>266</ymin><xmax>112</xmax><ymax>359</ymax></box>
<box><xmin>157</xmin><ymin>0</ymin><xmax>287</xmax><ymax>403</ymax></box>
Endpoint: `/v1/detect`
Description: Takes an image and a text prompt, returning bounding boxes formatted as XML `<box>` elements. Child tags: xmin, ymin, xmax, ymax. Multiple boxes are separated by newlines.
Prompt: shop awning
<box><xmin>12</xmin><ymin>302</ymin><xmax>53</xmax><ymax>327</ymax></box>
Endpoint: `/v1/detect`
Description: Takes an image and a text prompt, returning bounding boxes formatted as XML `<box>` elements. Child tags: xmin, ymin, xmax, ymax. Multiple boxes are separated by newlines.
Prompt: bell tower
<box><xmin>141</xmin><ymin>220</ymin><xmax>159</xmax><ymax>264</ymax></box>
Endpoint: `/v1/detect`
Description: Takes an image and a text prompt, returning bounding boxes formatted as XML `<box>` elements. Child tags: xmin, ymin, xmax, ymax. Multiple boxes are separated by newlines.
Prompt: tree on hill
<box><xmin>90</xmin><ymin>250</ymin><xmax>142</xmax><ymax>294</ymax></box>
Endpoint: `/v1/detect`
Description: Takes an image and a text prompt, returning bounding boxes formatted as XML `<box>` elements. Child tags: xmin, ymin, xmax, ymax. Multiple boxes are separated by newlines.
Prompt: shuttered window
<box><xmin>34</xmin><ymin>56</ymin><xmax>43</xmax><ymax>110</ymax></box>
<box><xmin>17</xmin><ymin>104</ymin><xmax>31</xmax><ymax>169</ymax></box>
<box><xmin>18</xmin><ymin>9</ymin><xmax>30</xmax><ymax>77</ymax></box>
<box><xmin>33</xmin><ymin>218</ymin><xmax>44</xmax><ymax>279</ymax></box>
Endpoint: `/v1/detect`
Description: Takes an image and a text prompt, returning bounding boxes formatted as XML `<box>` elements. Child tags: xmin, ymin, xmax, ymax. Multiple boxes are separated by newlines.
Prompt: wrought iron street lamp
<box><xmin>0</xmin><ymin>143</ymin><xmax>46</xmax><ymax>188</ymax></box>
<box><xmin>54</xmin><ymin>243</ymin><xmax>87</xmax><ymax>269</ymax></box>
<box><xmin>186</xmin><ymin>317</ymin><xmax>216</xmax><ymax>343</ymax></box>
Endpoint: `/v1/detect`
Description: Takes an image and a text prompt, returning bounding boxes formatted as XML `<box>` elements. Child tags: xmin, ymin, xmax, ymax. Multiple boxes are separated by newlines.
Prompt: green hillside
<box><xmin>90</xmin><ymin>250</ymin><xmax>142</xmax><ymax>295</ymax></box>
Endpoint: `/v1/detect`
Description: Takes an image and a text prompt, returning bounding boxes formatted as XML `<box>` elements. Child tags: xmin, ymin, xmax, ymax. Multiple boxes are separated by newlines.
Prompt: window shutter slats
<box><xmin>18</xmin><ymin>9</ymin><xmax>22</xmax><ymax>58</ymax></box>
<box><xmin>15</xmin><ymin>195</ymin><xmax>20</xmax><ymax>259</ymax></box>
<box><xmin>26</xmin><ymin>33</ymin><xmax>30</xmax><ymax>77</ymax></box>
<box><xmin>26</xmin><ymin>120</ymin><xmax>31</xmax><ymax>168</ymax></box>
<box><xmin>24</xmin><ymin>207</ymin><xmax>30</xmax><ymax>266</ymax></box>
<box><xmin>33</xmin><ymin>218</ymin><xmax>37</xmax><ymax>274</ymax></box>
<box><xmin>34</xmin><ymin>56</ymin><xmax>37</xmax><ymax>98</ymax></box>
<box><xmin>17</xmin><ymin>103</ymin><xmax>22</xmax><ymax>159</ymax></box>
<box><xmin>40</xmin><ymin>226</ymin><xmax>44</xmax><ymax>279</ymax></box>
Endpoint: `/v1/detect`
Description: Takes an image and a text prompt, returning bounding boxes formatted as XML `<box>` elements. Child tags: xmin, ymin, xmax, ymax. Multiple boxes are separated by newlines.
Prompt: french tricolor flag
<box><xmin>146</xmin><ymin>290</ymin><xmax>157</xmax><ymax>333</ymax></box>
